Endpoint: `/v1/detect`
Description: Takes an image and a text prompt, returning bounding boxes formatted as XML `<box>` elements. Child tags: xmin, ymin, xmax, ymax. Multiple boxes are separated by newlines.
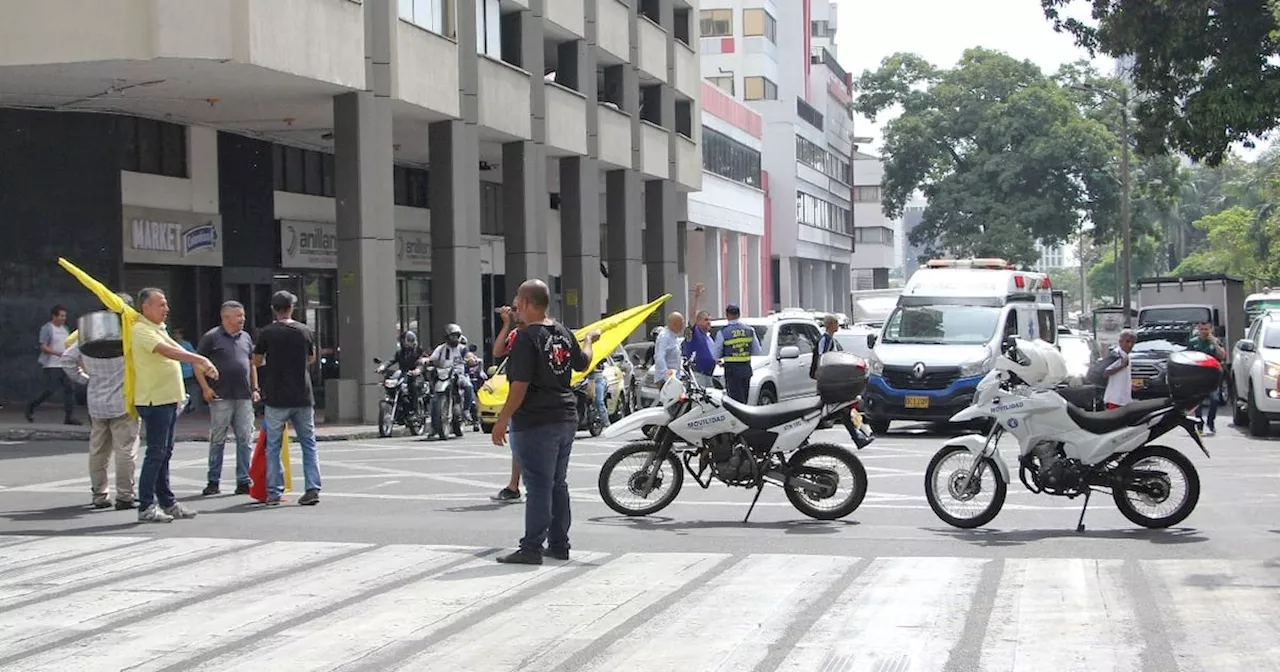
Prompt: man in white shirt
<box><xmin>26</xmin><ymin>304</ymin><xmax>79</xmax><ymax>425</ymax></box>
<box><xmin>1103</xmin><ymin>329</ymin><xmax>1136</xmax><ymax>410</ymax></box>
<box><xmin>651</xmin><ymin>312</ymin><xmax>685</xmax><ymax>384</ymax></box>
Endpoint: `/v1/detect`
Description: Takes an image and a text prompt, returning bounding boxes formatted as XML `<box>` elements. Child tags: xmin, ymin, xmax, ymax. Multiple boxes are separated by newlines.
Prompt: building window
<box><xmin>707</xmin><ymin>76</ymin><xmax>735</xmax><ymax>96</ymax></box>
<box><xmin>699</xmin><ymin>9</ymin><xmax>732</xmax><ymax>37</ymax></box>
<box><xmin>399</xmin><ymin>0</ymin><xmax>453</xmax><ymax>38</ymax></box>
<box><xmin>118</xmin><ymin>117</ymin><xmax>188</xmax><ymax>178</ymax></box>
<box><xmin>744</xmin><ymin>76</ymin><xmax>778</xmax><ymax>101</ymax></box>
<box><xmin>855</xmin><ymin>226</ymin><xmax>895</xmax><ymax>245</ymax></box>
<box><xmin>272</xmin><ymin>144</ymin><xmax>337</xmax><ymax>198</ymax></box>
<box><xmin>797</xmin><ymin>98</ymin><xmax>824</xmax><ymax>131</ymax></box>
<box><xmin>796</xmin><ymin>136</ymin><xmax>825</xmax><ymax>172</ymax></box>
<box><xmin>673</xmin><ymin>7</ymin><xmax>691</xmax><ymax>45</ymax></box>
<box><xmin>854</xmin><ymin>185</ymin><xmax>882</xmax><ymax>203</ymax></box>
<box><xmin>393</xmin><ymin>165</ymin><xmax>430</xmax><ymax>208</ymax></box>
<box><xmin>676</xmin><ymin>100</ymin><xmax>693</xmax><ymax>139</ymax></box>
<box><xmin>480</xmin><ymin>181</ymin><xmax>503</xmax><ymax>235</ymax></box>
<box><xmin>743</xmin><ymin>9</ymin><xmax>776</xmax><ymax>43</ymax></box>
<box><xmin>639</xmin><ymin>0</ymin><xmax>660</xmax><ymax>23</ymax></box>
<box><xmin>701</xmin><ymin>126</ymin><xmax>761</xmax><ymax>188</ymax></box>
<box><xmin>811</xmin><ymin>20</ymin><xmax>832</xmax><ymax>37</ymax></box>
<box><xmin>797</xmin><ymin>192</ymin><xmax>853</xmax><ymax>235</ymax></box>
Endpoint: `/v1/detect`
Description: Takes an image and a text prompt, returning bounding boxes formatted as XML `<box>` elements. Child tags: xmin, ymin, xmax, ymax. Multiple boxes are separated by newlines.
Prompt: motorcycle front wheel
<box><xmin>783</xmin><ymin>444</ymin><xmax>868</xmax><ymax>520</ymax></box>
<box><xmin>1111</xmin><ymin>445</ymin><xmax>1201</xmax><ymax>528</ymax></box>
<box><xmin>597</xmin><ymin>441</ymin><xmax>684</xmax><ymax>516</ymax></box>
<box><xmin>378</xmin><ymin>400</ymin><xmax>394</xmax><ymax>438</ymax></box>
<box><xmin>406</xmin><ymin>397</ymin><xmax>426</xmax><ymax>436</ymax></box>
<box><xmin>924</xmin><ymin>445</ymin><xmax>1007</xmax><ymax>529</ymax></box>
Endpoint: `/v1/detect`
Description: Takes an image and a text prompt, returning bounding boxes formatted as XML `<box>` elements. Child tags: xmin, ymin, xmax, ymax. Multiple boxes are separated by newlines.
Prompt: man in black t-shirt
<box><xmin>491</xmin><ymin>279</ymin><xmax>598</xmax><ymax>565</ymax></box>
<box><xmin>252</xmin><ymin>291</ymin><xmax>322</xmax><ymax>506</ymax></box>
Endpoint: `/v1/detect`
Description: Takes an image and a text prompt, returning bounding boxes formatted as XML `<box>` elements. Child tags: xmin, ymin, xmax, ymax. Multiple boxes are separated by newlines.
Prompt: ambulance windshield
<box><xmin>880</xmin><ymin>305</ymin><xmax>1002</xmax><ymax>346</ymax></box>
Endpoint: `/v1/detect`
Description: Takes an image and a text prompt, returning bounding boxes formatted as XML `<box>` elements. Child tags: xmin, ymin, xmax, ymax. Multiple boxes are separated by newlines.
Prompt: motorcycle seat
<box><xmin>1065</xmin><ymin>398</ymin><xmax>1172</xmax><ymax>434</ymax></box>
<box><xmin>722</xmin><ymin>396</ymin><xmax>825</xmax><ymax>430</ymax></box>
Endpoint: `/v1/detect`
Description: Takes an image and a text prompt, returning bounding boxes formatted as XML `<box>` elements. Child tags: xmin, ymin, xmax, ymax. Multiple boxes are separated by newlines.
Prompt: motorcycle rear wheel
<box><xmin>783</xmin><ymin>444</ymin><xmax>868</xmax><ymax>520</ymax></box>
<box><xmin>1111</xmin><ymin>445</ymin><xmax>1200</xmax><ymax>528</ymax></box>
<box><xmin>378</xmin><ymin>401</ymin><xmax>394</xmax><ymax>438</ymax></box>
<box><xmin>924</xmin><ymin>445</ymin><xmax>1007</xmax><ymax>529</ymax></box>
<box><xmin>597</xmin><ymin>441</ymin><xmax>684</xmax><ymax>516</ymax></box>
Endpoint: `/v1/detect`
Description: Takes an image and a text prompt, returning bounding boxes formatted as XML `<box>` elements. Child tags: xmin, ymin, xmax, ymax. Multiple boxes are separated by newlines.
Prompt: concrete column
<box><xmin>746</xmin><ymin>235</ymin><xmax>762</xmax><ymax>315</ymax></box>
<box><xmin>502</xmin><ymin>142</ymin><xmax>548</xmax><ymax>284</ymax></box>
<box><xmin>724</xmin><ymin>232</ymin><xmax>742</xmax><ymax>307</ymax></box>
<box><xmin>701</xmin><ymin>228</ymin><xmax>723</xmax><ymax>315</ymax></box>
<box><xmin>333</xmin><ymin>91</ymin><xmax>395</xmax><ymax>423</ymax></box>
<box><xmin>560</xmin><ymin>157</ymin><xmax>601</xmax><ymax>326</ymax></box>
<box><xmin>605</xmin><ymin>169</ymin><xmax>643</xmax><ymax>315</ymax></box>
<box><xmin>644</xmin><ymin>178</ymin><xmax>680</xmax><ymax>315</ymax></box>
<box><xmin>428</xmin><ymin>120</ymin><xmax>483</xmax><ymax>347</ymax></box>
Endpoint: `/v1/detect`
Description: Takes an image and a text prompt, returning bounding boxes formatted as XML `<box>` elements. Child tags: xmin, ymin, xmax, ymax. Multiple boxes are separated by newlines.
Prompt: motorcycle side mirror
<box><xmin>372</xmin><ymin>357</ymin><xmax>382</xmax><ymax>364</ymax></box>
<box><xmin>866</xmin><ymin>334</ymin><xmax>877</xmax><ymax>349</ymax></box>
<box><xmin>486</xmin><ymin>366</ymin><xmax>497</xmax><ymax>377</ymax></box>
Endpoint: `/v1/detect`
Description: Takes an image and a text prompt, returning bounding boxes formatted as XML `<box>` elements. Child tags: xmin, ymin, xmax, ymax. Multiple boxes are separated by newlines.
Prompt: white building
<box><xmin>851</xmin><ymin>151</ymin><xmax>896</xmax><ymax>288</ymax></box>
<box><xmin>698</xmin><ymin>0</ymin><xmax>856</xmax><ymax>313</ymax></box>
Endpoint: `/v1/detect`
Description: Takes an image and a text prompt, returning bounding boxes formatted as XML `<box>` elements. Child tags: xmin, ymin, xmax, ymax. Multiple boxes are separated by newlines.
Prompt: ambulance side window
<box><xmin>1038</xmin><ymin>310</ymin><xmax>1056</xmax><ymax>343</ymax></box>
<box><xmin>1002</xmin><ymin>310</ymin><xmax>1019</xmax><ymax>340</ymax></box>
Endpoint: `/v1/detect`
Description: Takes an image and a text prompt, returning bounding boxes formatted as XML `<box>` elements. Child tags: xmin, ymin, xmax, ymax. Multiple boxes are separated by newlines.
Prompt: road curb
<box><xmin>0</xmin><ymin>427</ymin><xmax>387</xmax><ymax>443</ymax></box>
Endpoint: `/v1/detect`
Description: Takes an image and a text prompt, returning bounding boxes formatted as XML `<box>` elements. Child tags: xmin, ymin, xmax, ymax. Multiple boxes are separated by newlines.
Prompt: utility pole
<box><xmin>1119</xmin><ymin>86</ymin><xmax>1133</xmax><ymax>326</ymax></box>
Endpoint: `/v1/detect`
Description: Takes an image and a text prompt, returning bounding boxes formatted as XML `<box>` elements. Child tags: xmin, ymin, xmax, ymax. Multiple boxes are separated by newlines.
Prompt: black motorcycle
<box><xmin>574</xmin><ymin>376</ymin><xmax>607</xmax><ymax>437</ymax></box>
<box><xmin>373</xmin><ymin>358</ymin><xmax>425</xmax><ymax>438</ymax></box>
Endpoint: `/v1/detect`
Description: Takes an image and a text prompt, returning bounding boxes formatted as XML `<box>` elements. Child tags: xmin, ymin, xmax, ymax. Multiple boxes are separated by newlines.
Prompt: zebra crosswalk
<box><xmin>0</xmin><ymin>534</ymin><xmax>1275</xmax><ymax>671</ymax></box>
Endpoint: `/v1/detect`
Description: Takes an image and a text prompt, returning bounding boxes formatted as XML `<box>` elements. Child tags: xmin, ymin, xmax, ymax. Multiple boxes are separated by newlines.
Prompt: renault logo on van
<box><xmin>913</xmin><ymin>362</ymin><xmax>927</xmax><ymax>379</ymax></box>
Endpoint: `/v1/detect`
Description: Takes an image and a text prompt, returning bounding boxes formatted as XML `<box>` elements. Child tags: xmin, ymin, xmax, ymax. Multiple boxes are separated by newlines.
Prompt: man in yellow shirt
<box><xmin>132</xmin><ymin>287</ymin><xmax>219</xmax><ymax>523</ymax></box>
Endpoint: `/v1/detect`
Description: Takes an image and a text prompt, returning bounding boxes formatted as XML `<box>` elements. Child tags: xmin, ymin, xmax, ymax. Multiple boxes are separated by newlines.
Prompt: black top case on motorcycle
<box><xmin>816</xmin><ymin>352</ymin><xmax>868</xmax><ymax>404</ymax></box>
<box><xmin>1165</xmin><ymin>350</ymin><xmax>1222</xmax><ymax>402</ymax></box>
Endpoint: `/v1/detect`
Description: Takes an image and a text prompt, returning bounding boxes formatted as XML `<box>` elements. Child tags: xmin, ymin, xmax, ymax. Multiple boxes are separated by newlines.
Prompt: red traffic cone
<box><xmin>248</xmin><ymin>426</ymin><xmax>268</xmax><ymax>502</ymax></box>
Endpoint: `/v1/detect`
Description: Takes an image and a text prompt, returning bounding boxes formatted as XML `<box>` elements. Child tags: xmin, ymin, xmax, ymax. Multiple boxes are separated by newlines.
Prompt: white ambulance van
<box><xmin>862</xmin><ymin>259</ymin><xmax>1057</xmax><ymax>434</ymax></box>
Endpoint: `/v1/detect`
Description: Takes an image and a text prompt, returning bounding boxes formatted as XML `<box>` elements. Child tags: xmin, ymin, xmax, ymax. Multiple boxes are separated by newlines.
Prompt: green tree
<box><xmin>1173</xmin><ymin>206</ymin><xmax>1280</xmax><ymax>284</ymax></box>
<box><xmin>854</xmin><ymin>49</ymin><xmax>1120</xmax><ymax>266</ymax></box>
<box><xmin>1088</xmin><ymin>234</ymin><xmax>1160</xmax><ymax>302</ymax></box>
<box><xmin>1041</xmin><ymin>0</ymin><xmax>1280</xmax><ymax>165</ymax></box>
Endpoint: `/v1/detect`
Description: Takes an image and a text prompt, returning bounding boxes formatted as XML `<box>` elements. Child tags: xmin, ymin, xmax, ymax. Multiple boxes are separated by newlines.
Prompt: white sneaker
<box><xmin>138</xmin><ymin>505</ymin><xmax>173</xmax><ymax>523</ymax></box>
<box><xmin>163</xmin><ymin>502</ymin><xmax>198</xmax><ymax>519</ymax></box>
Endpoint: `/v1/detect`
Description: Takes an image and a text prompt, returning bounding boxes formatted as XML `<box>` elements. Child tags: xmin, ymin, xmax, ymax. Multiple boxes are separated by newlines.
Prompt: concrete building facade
<box><xmin>697</xmin><ymin>0</ymin><xmax>855</xmax><ymax>313</ymax></box>
<box><xmin>0</xmin><ymin>0</ymin><xmax>701</xmax><ymax>421</ymax></box>
<box><xmin>851</xmin><ymin>151</ymin><xmax>895</xmax><ymax>289</ymax></box>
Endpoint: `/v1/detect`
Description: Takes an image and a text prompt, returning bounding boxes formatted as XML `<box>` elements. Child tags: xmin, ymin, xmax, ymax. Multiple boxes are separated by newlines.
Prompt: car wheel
<box><xmin>1230</xmin><ymin>380</ymin><xmax>1248</xmax><ymax>427</ymax></box>
<box><xmin>757</xmin><ymin>386</ymin><xmax>777</xmax><ymax>405</ymax></box>
<box><xmin>1249</xmin><ymin>389</ymin><xmax>1270</xmax><ymax>437</ymax></box>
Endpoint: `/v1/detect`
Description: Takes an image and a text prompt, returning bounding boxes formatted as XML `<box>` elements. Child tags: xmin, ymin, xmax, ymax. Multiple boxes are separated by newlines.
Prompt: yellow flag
<box><xmin>477</xmin><ymin>294</ymin><xmax>671</xmax><ymax>408</ymax></box>
<box><xmin>282</xmin><ymin>425</ymin><xmax>293</xmax><ymax>494</ymax></box>
<box><xmin>57</xmin><ymin>258</ymin><xmax>140</xmax><ymax>419</ymax></box>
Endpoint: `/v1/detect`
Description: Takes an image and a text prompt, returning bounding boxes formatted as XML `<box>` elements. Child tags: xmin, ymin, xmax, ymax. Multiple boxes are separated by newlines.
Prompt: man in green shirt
<box><xmin>1186</xmin><ymin>321</ymin><xmax>1228</xmax><ymax>435</ymax></box>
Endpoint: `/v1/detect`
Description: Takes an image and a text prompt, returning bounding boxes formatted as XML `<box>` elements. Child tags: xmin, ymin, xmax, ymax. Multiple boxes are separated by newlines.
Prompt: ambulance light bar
<box><xmin>925</xmin><ymin>258</ymin><xmax>1012</xmax><ymax>270</ymax></box>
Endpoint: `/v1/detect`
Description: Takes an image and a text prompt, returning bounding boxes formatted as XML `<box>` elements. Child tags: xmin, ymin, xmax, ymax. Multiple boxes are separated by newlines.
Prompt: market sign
<box><xmin>122</xmin><ymin>206</ymin><xmax>223</xmax><ymax>267</ymax></box>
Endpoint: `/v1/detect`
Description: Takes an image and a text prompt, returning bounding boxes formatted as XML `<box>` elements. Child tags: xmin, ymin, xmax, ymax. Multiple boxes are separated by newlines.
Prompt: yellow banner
<box><xmin>477</xmin><ymin>294</ymin><xmax>671</xmax><ymax>408</ymax></box>
<box><xmin>57</xmin><ymin>258</ymin><xmax>142</xmax><ymax>419</ymax></box>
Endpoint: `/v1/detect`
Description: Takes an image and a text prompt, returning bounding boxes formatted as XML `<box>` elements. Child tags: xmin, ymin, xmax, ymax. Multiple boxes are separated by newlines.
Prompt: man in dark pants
<box><xmin>714</xmin><ymin>304</ymin><xmax>762</xmax><ymax>403</ymax></box>
<box><xmin>27</xmin><ymin>304</ymin><xmax>80</xmax><ymax>425</ymax></box>
<box><xmin>490</xmin><ymin>279</ymin><xmax>599</xmax><ymax>565</ymax></box>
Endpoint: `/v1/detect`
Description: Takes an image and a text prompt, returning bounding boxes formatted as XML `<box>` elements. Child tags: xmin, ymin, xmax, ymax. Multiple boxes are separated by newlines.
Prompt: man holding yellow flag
<box><xmin>132</xmin><ymin>287</ymin><xmax>220</xmax><ymax>523</ymax></box>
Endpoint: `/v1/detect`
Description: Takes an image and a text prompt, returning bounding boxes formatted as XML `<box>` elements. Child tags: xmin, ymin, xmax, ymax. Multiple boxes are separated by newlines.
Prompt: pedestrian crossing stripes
<box><xmin>0</xmin><ymin>534</ymin><xmax>1275</xmax><ymax>671</ymax></box>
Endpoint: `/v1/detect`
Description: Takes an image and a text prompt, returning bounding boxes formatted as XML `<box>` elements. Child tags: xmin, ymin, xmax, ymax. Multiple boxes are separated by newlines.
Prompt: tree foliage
<box><xmin>1042</xmin><ymin>0</ymin><xmax>1280</xmax><ymax>166</ymax></box>
<box><xmin>854</xmin><ymin>49</ymin><xmax>1120</xmax><ymax>266</ymax></box>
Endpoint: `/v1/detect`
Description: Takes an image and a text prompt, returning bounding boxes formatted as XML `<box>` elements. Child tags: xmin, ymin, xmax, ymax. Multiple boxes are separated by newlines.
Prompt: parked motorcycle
<box><xmin>429</xmin><ymin>364</ymin><xmax>465</xmax><ymax>439</ymax></box>
<box><xmin>923</xmin><ymin>336</ymin><xmax>1218</xmax><ymax>532</ymax></box>
<box><xmin>372</xmin><ymin>358</ymin><xmax>425</xmax><ymax>438</ymax></box>
<box><xmin>574</xmin><ymin>377</ymin><xmax>606</xmax><ymax>437</ymax></box>
<box><xmin>597</xmin><ymin>352</ymin><xmax>874</xmax><ymax>522</ymax></box>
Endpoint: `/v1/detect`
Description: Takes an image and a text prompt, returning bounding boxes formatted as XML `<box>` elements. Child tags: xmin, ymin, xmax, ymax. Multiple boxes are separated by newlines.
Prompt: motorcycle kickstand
<box><xmin>743</xmin><ymin>482</ymin><xmax>766</xmax><ymax>524</ymax></box>
<box><xmin>1075</xmin><ymin>489</ymin><xmax>1092</xmax><ymax>533</ymax></box>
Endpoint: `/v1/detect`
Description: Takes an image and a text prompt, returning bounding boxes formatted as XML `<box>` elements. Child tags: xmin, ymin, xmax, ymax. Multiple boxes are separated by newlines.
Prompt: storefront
<box><xmin>120</xmin><ymin>205</ymin><xmax>224</xmax><ymax>340</ymax></box>
<box><xmin>278</xmin><ymin>220</ymin><xmax>433</xmax><ymax>400</ymax></box>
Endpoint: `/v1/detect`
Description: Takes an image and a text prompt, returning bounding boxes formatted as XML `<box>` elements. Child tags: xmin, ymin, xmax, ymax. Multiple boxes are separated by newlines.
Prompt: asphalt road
<box><xmin>0</xmin><ymin>423</ymin><xmax>1277</xmax><ymax>671</ymax></box>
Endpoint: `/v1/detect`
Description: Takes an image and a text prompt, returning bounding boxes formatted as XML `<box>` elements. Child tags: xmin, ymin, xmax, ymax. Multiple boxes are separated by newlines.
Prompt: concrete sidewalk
<box><xmin>0</xmin><ymin>405</ymin><xmax>395</xmax><ymax>442</ymax></box>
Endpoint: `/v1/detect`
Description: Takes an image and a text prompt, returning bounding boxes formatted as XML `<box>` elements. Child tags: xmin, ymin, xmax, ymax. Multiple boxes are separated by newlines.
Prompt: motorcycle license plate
<box><xmin>1132</xmin><ymin>379</ymin><xmax>1145</xmax><ymax>390</ymax></box>
<box><xmin>904</xmin><ymin>396</ymin><xmax>930</xmax><ymax>409</ymax></box>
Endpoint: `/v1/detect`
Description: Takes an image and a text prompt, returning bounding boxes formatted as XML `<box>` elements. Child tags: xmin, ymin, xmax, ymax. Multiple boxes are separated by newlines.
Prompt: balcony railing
<box><xmin>811</xmin><ymin>47</ymin><xmax>848</xmax><ymax>83</ymax></box>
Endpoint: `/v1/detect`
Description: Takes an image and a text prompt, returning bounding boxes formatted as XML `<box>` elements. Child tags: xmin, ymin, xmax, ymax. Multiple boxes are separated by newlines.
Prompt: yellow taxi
<box><xmin>478</xmin><ymin>347</ymin><xmax>628</xmax><ymax>432</ymax></box>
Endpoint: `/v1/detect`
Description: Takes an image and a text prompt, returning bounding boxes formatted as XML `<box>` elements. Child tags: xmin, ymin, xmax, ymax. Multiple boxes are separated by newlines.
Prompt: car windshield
<box><xmin>880</xmin><ymin>305</ymin><xmax>1001</xmax><ymax>345</ymax></box>
<box><xmin>1140</xmin><ymin>307</ymin><xmax>1211</xmax><ymax>325</ymax></box>
<box><xmin>1264</xmin><ymin>325</ymin><xmax>1280</xmax><ymax>349</ymax></box>
<box><xmin>1132</xmin><ymin>338</ymin><xmax>1186</xmax><ymax>354</ymax></box>
<box><xmin>1058</xmin><ymin>335</ymin><xmax>1092</xmax><ymax>361</ymax></box>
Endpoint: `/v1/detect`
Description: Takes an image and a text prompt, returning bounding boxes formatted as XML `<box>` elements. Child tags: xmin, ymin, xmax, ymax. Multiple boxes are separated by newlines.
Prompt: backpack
<box><xmin>1085</xmin><ymin>350</ymin><xmax>1121</xmax><ymax>387</ymax></box>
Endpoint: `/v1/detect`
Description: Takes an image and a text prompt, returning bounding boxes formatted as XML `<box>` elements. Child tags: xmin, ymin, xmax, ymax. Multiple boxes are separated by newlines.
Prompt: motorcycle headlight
<box><xmin>384</xmin><ymin>378</ymin><xmax>399</xmax><ymax>388</ymax></box>
<box><xmin>959</xmin><ymin>350</ymin><xmax>995</xmax><ymax>378</ymax></box>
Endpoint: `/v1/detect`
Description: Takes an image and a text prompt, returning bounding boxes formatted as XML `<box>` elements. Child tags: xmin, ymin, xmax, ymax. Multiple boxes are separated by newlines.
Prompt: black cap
<box><xmin>270</xmin><ymin>290</ymin><xmax>297</xmax><ymax>311</ymax></box>
<box><xmin>725</xmin><ymin>304</ymin><xmax>741</xmax><ymax>317</ymax></box>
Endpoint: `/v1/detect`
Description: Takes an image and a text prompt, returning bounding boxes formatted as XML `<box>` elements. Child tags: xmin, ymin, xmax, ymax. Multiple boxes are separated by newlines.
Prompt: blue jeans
<box><xmin>1197</xmin><ymin>389</ymin><xmax>1221</xmax><ymax>430</ymax></box>
<box><xmin>207</xmin><ymin>399</ymin><xmax>255</xmax><ymax>486</ymax></box>
<box><xmin>593</xmin><ymin>375</ymin><xmax>608</xmax><ymax>421</ymax></box>
<box><xmin>511</xmin><ymin>420</ymin><xmax>576</xmax><ymax>553</ymax></box>
<box><xmin>137</xmin><ymin>404</ymin><xmax>179</xmax><ymax>510</ymax></box>
<box><xmin>263</xmin><ymin>406</ymin><xmax>321</xmax><ymax>499</ymax></box>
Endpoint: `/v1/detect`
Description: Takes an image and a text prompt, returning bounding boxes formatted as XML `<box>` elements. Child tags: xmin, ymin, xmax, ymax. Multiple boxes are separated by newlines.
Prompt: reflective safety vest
<box><xmin>722</xmin><ymin>323</ymin><xmax>755</xmax><ymax>363</ymax></box>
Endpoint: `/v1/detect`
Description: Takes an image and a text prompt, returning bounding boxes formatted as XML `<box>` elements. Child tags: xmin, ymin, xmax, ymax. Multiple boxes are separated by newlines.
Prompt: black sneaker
<box><xmin>543</xmin><ymin>547</ymin><xmax>570</xmax><ymax>561</ymax></box>
<box><xmin>234</xmin><ymin>483</ymin><xmax>251</xmax><ymax>495</ymax></box>
<box><xmin>496</xmin><ymin>550</ymin><xmax>543</xmax><ymax>565</ymax></box>
<box><xmin>490</xmin><ymin>488</ymin><xmax>521</xmax><ymax>503</ymax></box>
<box><xmin>298</xmin><ymin>489</ymin><xmax>320</xmax><ymax>506</ymax></box>
<box><xmin>202</xmin><ymin>483</ymin><xmax>220</xmax><ymax>496</ymax></box>
<box><xmin>91</xmin><ymin>500</ymin><xmax>111</xmax><ymax>510</ymax></box>
<box><xmin>115</xmin><ymin>499</ymin><xmax>137</xmax><ymax>510</ymax></box>
<box><xmin>64</xmin><ymin>418</ymin><xmax>82</xmax><ymax>426</ymax></box>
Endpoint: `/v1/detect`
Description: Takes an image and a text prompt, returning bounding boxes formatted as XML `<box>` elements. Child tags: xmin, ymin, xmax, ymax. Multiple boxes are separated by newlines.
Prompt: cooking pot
<box><xmin>78</xmin><ymin>311</ymin><xmax>124</xmax><ymax>358</ymax></box>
